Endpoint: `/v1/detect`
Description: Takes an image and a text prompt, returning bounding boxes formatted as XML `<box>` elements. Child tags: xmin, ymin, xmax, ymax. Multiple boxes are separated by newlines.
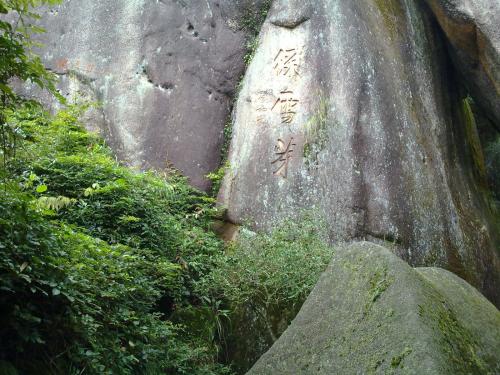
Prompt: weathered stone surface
<box><xmin>424</xmin><ymin>0</ymin><xmax>500</xmax><ymax>125</ymax></box>
<box><xmin>247</xmin><ymin>242</ymin><xmax>500</xmax><ymax>375</ymax></box>
<box><xmin>26</xmin><ymin>0</ymin><xmax>265</xmax><ymax>190</ymax></box>
<box><xmin>219</xmin><ymin>0</ymin><xmax>500</xmax><ymax>304</ymax></box>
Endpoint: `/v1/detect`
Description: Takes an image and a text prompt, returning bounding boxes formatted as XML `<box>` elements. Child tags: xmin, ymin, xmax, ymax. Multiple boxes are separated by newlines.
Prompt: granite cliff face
<box><xmin>28</xmin><ymin>0</ymin><xmax>269</xmax><ymax>190</ymax></box>
<box><xmin>219</xmin><ymin>0</ymin><xmax>500</xmax><ymax>304</ymax></box>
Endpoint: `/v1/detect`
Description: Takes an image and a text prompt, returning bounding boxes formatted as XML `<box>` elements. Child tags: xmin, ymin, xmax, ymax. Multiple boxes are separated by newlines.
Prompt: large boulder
<box><xmin>26</xmin><ymin>0</ymin><xmax>268</xmax><ymax>190</ymax></box>
<box><xmin>423</xmin><ymin>0</ymin><xmax>500</xmax><ymax>125</ymax></box>
<box><xmin>219</xmin><ymin>0</ymin><xmax>500</xmax><ymax>304</ymax></box>
<box><xmin>247</xmin><ymin>242</ymin><xmax>500</xmax><ymax>375</ymax></box>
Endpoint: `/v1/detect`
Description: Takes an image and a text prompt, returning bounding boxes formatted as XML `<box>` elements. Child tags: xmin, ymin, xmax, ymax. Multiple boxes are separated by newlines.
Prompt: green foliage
<box><xmin>239</xmin><ymin>0</ymin><xmax>272</xmax><ymax>37</ymax></box>
<box><xmin>9</xmin><ymin>104</ymin><xmax>219</xmax><ymax>252</ymax></box>
<box><xmin>0</xmin><ymin>0</ymin><xmax>62</xmax><ymax>97</ymax></box>
<box><xmin>206</xmin><ymin>161</ymin><xmax>229</xmax><ymax>197</ymax></box>
<box><xmin>0</xmin><ymin>104</ymin><xmax>231</xmax><ymax>374</ymax></box>
<box><xmin>198</xmin><ymin>214</ymin><xmax>333</xmax><ymax>370</ymax></box>
<box><xmin>204</xmin><ymin>216</ymin><xmax>332</xmax><ymax>311</ymax></box>
<box><xmin>0</xmin><ymin>0</ymin><xmax>64</xmax><ymax>167</ymax></box>
<box><xmin>36</xmin><ymin>195</ymin><xmax>75</xmax><ymax>211</ymax></box>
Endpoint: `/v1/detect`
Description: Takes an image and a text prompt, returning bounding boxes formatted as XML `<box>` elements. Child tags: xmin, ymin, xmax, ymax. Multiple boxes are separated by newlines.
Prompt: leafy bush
<box><xmin>8</xmin><ymin>104</ymin><xmax>225</xmax><ymax>302</ymax></box>
<box><xmin>0</xmin><ymin>185</ymin><xmax>175</xmax><ymax>374</ymax></box>
<box><xmin>0</xmin><ymin>104</ymin><xmax>230</xmax><ymax>374</ymax></box>
<box><xmin>198</xmin><ymin>215</ymin><xmax>333</xmax><ymax>372</ymax></box>
<box><xmin>0</xmin><ymin>2</ymin><xmax>231</xmax><ymax>373</ymax></box>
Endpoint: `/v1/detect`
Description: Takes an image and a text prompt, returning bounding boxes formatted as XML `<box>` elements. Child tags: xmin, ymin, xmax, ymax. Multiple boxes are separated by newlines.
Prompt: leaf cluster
<box><xmin>0</xmin><ymin>0</ymin><xmax>64</xmax><ymax>172</ymax></box>
<box><xmin>0</xmin><ymin>0</ymin><xmax>63</xmax><ymax>100</ymax></box>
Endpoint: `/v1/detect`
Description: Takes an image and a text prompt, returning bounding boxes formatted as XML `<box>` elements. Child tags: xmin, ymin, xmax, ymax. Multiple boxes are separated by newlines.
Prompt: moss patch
<box><xmin>372</xmin><ymin>0</ymin><xmax>405</xmax><ymax>39</ymax></box>
<box><xmin>462</xmin><ymin>97</ymin><xmax>488</xmax><ymax>184</ymax></box>
<box><xmin>418</xmin><ymin>301</ymin><xmax>489</xmax><ymax>374</ymax></box>
<box><xmin>303</xmin><ymin>97</ymin><xmax>331</xmax><ymax>169</ymax></box>
<box><xmin>363</xmin><ymin>266</ymin><xmax>394</xmax><ymax>317</ymax></box>
<box><xmin>390</xmin><ymin>347</ymin><xmax>412</xmax><ymax>369</ymax></box>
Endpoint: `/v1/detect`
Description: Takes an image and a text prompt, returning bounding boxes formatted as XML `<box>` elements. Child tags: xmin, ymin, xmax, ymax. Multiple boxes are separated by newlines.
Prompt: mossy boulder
<box><xmin>247</xmin><ymin>242</ymin><xmax>500</xmax><ymax>375</ymax></box>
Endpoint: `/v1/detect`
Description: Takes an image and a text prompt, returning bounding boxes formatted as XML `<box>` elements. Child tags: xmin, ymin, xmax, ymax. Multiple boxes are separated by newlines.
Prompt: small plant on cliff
<box><xmin>239</xmin><ymin>0</ymin><xmax>272</xmax><ymax>37</ymax></box>
<box><xmin>243</xmin><ymin>36</ymin><xmax>260</xmax><ymax>66</ymax></box>
<box><xmin>207</xmin><ymin>161</ymin><xmax>229</xmax><ymax>196</ymax></box>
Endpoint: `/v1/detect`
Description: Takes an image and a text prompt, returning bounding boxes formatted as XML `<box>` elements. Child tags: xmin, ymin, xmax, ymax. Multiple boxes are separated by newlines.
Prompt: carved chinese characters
<box><xmin>272</xmin><ymin>90</ymin><xmax>299</xmax><ymax>124</ymax></box>
<box><xmin>272</xmin><ymin>137</ymin><xmax>296</xmax><ymax>178</ymax></box>
<box><xmin>256</xmin><ymin>91</ymin><xmax>271</xmax><ymax>125</ymax></box>
<box><xmin>273</xmin><ymin>48</ymin><xmax>300</xmax><ymax>78</ymax></box>
<box><xmin>250</xmin><ymin>44</ymin><xmax>304</xmax><ymax>178</ymax></box>
<box><xmin>267</xmin><ymin>46</ymin><xmax>303</xmax><ymax>179</ymax></box>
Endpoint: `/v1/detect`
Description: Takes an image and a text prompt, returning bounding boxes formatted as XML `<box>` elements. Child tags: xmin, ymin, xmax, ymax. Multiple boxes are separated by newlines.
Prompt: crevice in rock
<box><xmin>351</xmin><ymin>79</ymin><xmax>370</xmax><ymax>240</ymax></box>
<box><xmin>363</xmin><ymin>230</ymin><xmax>403</xmax><ymax>246</ymax></box>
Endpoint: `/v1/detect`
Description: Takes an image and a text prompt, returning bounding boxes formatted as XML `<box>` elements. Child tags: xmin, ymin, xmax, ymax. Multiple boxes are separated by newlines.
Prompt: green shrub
<box><xmin>0</xmin><ymin>0</ymin><xmax>64</xmax><ymax>169</ymax></box>
<box><xmin>198</xmin><ymin>214</ymin><xmax>333</xmax><ymax>371</ymax></box>
<box><xmin>8</xmin><ymin>104</ymin><xmax>224</xmax><ymax>302</ymax></box>
<box><xmin>206</xmin><ymin>161</ymin><xmax>229</xmax><ymax>197</ymax></box>
<box><xmin>0</xmin><ymin>105</ymin><xmax>230</xmax><ymax>374</ymax></box>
